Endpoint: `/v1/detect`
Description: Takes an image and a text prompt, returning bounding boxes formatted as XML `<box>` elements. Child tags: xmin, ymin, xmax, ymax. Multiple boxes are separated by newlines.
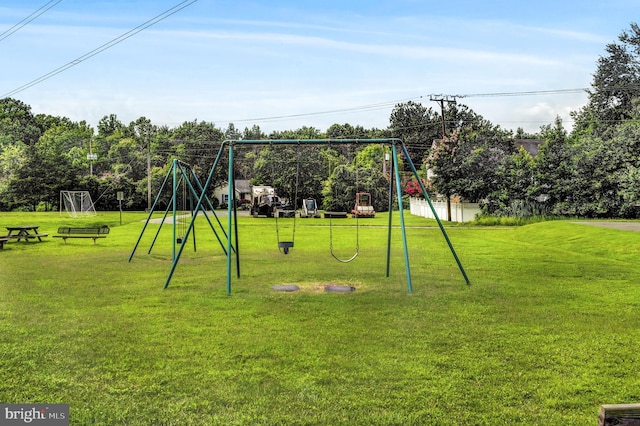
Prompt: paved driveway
<box><xmin>574</xmin><ymin>222</ymin><xmax>640</xmax><ymax>232</ymax></box>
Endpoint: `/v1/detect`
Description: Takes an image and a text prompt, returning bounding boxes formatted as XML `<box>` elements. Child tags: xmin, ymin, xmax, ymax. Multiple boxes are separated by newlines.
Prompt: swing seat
<box><xmin>278</xmin><ymin>241</ymin><xmax>294</xmax><ymax>254</ymax></box>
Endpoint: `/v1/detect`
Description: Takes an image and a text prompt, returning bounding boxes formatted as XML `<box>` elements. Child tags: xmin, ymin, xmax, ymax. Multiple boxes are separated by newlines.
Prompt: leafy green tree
<box><xmin>572</xmin><ymin>23</ymin><xmax>640</xmax><ymax>137</ymax></box>
<box><xmin>236</xmin><ymin>125</ymin><xmax>266</xmax><ymax>181</ymax></box>
<box><xmin>3</xmin><ymin>118</ymin><xmax>92</xmax><ymax>210</ymax></box>
<box><xmin>618</xmin><ymin>165</ymin><xmax>640</xmax><ymax>216</ymax></box>
<box><xmin>5</xmin><ymin>146</ymin><xmax>43</xmax><ymax>210</ymax></box>
<box><xmin>98</xmin><ymin>114</ymin><xmax>127</xmax><ymax>137</ymax></box>
<box><xmin>322</xmin><ymin>164</ymin><xmax>354</xmax><ymax>211</ymax></box>
<box><xmin>39</xmin><ymin>125</ymin><xmax>86</xmax><ymax>208</ymax></box>
<box><xmin>530</xmin><ymin>118</ymin><xmax>576</xmax><ymax>214</ymax></box>
<box><xmin>595</xmin><ymin>109</ymin><xmax>640</xmax><ymax>217</ymax></box>
<box><xmin>322</xmin><ymin>144</ymin><xmax>389</xmax><ymax>212</ymax></box>
<box><xmin>93</xmin><ymin>114</ymin><xmax>127</xmax><ymax>176</ymax></box>
<box><xmin>355</xmin><ymin>144</ymin><xmax>385</xmax><ymax>168</ymax></box>
<box><xmin>242</xmin><ymin>125</ymin><xmax>265</xmax><ymax>140</ymax></box>
<box><xmin>322</xmin><ymin>163</ymin><xmax>389</xmax><ymax>212</ymax></box>
<box><xmin>0</xmin><ymin>142</ymin><xmax>27</xmax><ymax>210</ymax></box>
<box><xmin>488</xmin><ymin>146</ymin><xmax>538</xmax><ymax>216</ymax></box>
<box><xmin>268</xmin><ymin>126</ymin><xmax>322</xmax><ymax>140</ymax></box>
<box><xmin>0</xmin><ymin>98</ymin><xmax>42</xmax><ymax>147</ymax></box>
<box><xmin>252</xmin><ymin>144</ymin><xmax>328</xmax><ymax>207</ymax></box>
<box><xmin>389</xmin><ymin>101</ymin><xmax>441</xmax><ymax>167</ymax></box>
<box><xmin>326</xmin><ymin>123</ymin><xmax>368</xmax><ymax>139</ymax></box>
<box><xmin>170</xmin><ymin>120</ymin><xmax>225</xmax><ymax>178</ymax></box>
<box><xmin>224</xmin><ymin>123</ymin><xmax>241</xmax><ymax>140</ymax></box>
<box><xmin>427</xmin><ymin>117</ymin><xmax>514</xmax><ymax>203</ymax></box>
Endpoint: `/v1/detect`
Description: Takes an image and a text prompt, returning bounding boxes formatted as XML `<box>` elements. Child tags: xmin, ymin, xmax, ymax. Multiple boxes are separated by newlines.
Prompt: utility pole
<box><xmin>430</xmin><ymin>95</ymin><xmax>457</xmax><ymax>221</ymax></box>
<box><xmin>87</xmin><ymin>139</ymin><xmax>97</xmax><ymax>176</ymax></box>
<box><xmin>430</xmin><ymin>94</ymin><xmax>457</xmax><ymax>138</ymax></box>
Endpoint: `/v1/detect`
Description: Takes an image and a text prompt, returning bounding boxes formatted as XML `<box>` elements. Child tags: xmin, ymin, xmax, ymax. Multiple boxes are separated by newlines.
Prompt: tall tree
<box><xmin>170</xmin><ymin>120</ymin><xmax>224</xmax><ymax>178</ymax></box>
<box><xmin>488</xmin><ymin>146</ymin><xmax>538</xmax><ymax>216</ymax></box>
<box><xmin>242</xmin><ymin>125</ymin><xmax>265</xmax><ymax>140</ymax></box>
<box><xmin>322</xmin><ymin>159</ymin><xmax>388</xmax><ymax>212</ymax></box>
<box><xmin>426</xmin><ymin>110</ymin><xmax>513</xmax><ymax>203</ymax></box>
<box><xmin>0</xmin><ymin>97</ymin><xmax>42</xmax><ymax>147</ymax></box>
<box><xmin>252</xmin><ymin>144</ymin><xmax>328</xmax><ymax>207</ymax></box>
<box><xmin>530</xmin><ymin>118</ymin><xmax>576</xmax><ymax>214</ymax></box>
<box><xmin>389</xmin><ymin>101</ymin><xmax>441</xmax><ymax>167</ymax></box>
<box><xmin>572</xmin><ymin>22</ymin><xmax>640</xmax><ymax>137</ymax></box>
<box><xmin>326</xmin><ymin>123</ymin><xmax>368</xmax><ymax>139</ymax></box>
<box><xmin>6</xmin><ymin>124</ymin><xmax>83</xmax><ymax>210</ymax></box>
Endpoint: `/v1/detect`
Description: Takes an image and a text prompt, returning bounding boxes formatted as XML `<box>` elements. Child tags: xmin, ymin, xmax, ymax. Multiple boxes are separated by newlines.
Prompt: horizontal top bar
<box><xmin>224</xmin><ymin>138</ymin><xmax>402</xmax><ymax>146</ymax></box>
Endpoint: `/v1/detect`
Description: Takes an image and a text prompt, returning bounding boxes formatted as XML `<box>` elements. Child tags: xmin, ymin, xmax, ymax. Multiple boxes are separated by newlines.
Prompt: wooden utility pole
<box><xmin>430</xmin><ymin>95</ymin><xmax>456</xmax><ymax>221</ymax></box>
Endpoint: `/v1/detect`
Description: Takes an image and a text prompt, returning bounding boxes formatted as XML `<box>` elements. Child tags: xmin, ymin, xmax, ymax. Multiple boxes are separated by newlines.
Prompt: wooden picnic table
<box><xmin>5</xmin><ymin>225</ymin><xmax>48</xmax><ymax>242</ymax></box>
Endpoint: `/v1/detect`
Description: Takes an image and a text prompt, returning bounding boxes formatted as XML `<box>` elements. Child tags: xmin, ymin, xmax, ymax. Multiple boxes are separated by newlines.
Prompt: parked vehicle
<box><xmin>300</xmin><ymin>198</ymin><xmax>321</xmax><ymax>218</ymax></box>
<box><xmin>352</xmin><ymin>192</ymin><xmax>375</xmax><ymax>218</ymax></box>
<box><xmin>250</xmin><ymin>186</ymin><xmax>281</xmax><ymax>217</ymax></box>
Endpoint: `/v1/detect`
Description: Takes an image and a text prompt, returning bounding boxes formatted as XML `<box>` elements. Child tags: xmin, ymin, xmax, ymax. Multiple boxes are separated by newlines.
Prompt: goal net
<box><xmin>60</xmin><ymin>191</ymin><xmax>97</xmax><ymax>217</ymax></box>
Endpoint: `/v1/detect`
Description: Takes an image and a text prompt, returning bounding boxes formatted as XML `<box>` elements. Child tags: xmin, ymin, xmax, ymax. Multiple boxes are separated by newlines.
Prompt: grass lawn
<box><xmin>1</xmin><ymin>211</ymin><xmax>639</xmax><ymax>425</ymax></box>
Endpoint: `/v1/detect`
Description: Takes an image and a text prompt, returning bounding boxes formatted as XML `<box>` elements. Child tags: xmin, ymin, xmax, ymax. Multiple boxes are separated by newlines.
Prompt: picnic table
<box><xmin>5</xmin><ymin>225</ymin><xmax>49</xmax><ymax>242</ymax></box>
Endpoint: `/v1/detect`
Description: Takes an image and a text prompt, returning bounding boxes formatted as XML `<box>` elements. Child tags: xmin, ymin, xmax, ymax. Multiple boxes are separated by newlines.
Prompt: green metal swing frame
<box><xmin>129</xmin><ymin>158</ymin><xmax>232</xmax><ymax>274</ymax></box>
<box><xmin>134</xmin><ymin>139</ymin><xmax>470</xmax><ymax>294</ymax></box>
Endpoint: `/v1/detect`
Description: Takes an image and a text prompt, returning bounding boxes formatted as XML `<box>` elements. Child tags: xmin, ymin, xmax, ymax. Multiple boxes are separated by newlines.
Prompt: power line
<box><xmin>218</xmin><ymin>89</ymin><xmax>591</xmax><ymax>127</ymax></box>
<box><xmin>221</xmin><ymin>96</ymin><xmax>425</xmax><ymax>124</ymax></box>
<box><xmin>0</xmin><ymin>0</ymin><xmax>62</xmax><ymax>43</ymax></box>
<box><xmin>452</xmin><ymin>88</ymin><xmax>587</xmax><ymax>98</ymax></box>
<box><xmin>2</xmin><ymin>0</ymin><xmax>198</xmax><ymax>98</ymax></box>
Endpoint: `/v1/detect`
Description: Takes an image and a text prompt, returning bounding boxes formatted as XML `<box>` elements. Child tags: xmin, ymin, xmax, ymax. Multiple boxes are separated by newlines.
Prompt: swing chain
<box><xmin>329</xmin><ymin>144</ymin><xmax>359</xmax><ymax>263</ymax></box>
<box><xmin>276</xmin><ymin>143</ymin><xmax>300</xmax><ymax>254</ymax></box>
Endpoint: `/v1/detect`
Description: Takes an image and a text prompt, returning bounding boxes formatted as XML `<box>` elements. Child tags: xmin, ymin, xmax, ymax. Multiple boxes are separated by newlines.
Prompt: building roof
<box><xmin>515</xmin><ymin>139</ymin><xmax>544</xmax><ymax>156</ymax></box>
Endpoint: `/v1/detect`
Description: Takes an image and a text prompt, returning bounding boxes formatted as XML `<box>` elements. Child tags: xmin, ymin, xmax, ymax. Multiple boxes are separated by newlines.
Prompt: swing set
<box><xmin>129</xmin><ymin>158</ymin><xmax>232</xmax><ymax>266</ymax></box>
<box><xmin>129</xmin><ymin>139</ymin><xmax>470</xmax><ymax>294</ymax></box>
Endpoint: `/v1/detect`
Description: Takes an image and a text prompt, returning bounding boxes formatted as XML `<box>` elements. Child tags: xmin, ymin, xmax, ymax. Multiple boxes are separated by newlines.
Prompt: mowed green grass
<box><xmin>1</xmin><ymin>211</ymin><xmax>639</xmax><ymax>425</ymax></box>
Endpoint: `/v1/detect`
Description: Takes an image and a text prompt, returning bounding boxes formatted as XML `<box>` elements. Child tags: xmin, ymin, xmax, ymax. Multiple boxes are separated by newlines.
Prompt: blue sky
<box><xmin>1</xmin><ymin>0</ymin><xmax>638</xmax><ymax>134</ymax></box>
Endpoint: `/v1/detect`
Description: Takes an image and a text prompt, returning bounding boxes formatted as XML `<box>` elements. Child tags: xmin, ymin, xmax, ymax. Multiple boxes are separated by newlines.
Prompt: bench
<box><xmin>53</xmin><ymin>226</ymin><xmax>110</xmax><ymax>244</ymax></box>
<box><xmin>599</xmin><ymin>404</ymin><xmax>640</xmax><ymax>425</ymax></box>
<box><xmin>0</xmin><ymin>237</ymin><xmax>9</xmax><ymax>249</ymax></box>
<box><xmin>324</xmin><ymin>211</ymin><xmax>348</xmax><ymax>218</ymax></box>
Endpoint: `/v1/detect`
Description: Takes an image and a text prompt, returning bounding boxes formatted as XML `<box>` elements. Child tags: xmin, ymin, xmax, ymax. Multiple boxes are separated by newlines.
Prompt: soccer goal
<box><xmin>60</xmin><ymin>191</ymin><xmax>97</xmax><ymax>217</ymax></box>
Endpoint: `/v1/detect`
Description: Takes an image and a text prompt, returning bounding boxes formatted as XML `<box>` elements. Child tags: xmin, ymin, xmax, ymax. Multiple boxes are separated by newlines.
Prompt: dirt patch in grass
<box><xmin>275</xmin><ymin>282</ymin><xmax>360</xmax><ymax>293</ymax></box>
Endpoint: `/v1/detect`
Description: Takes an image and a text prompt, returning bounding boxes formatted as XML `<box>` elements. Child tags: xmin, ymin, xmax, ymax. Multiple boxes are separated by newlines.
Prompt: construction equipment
<box><xmin>352</xmin><ymin>192</ymin><xmax>375</xmax><ymax>218</ymax></box>
<box><xmin>300</xmin><ymin>198</ymin><xmax>321</xmax><ymax>218</ymax></box>
<box><xmin>250</xmin><ymin>186</ymin><xmax>281</xmax><ymax>217</ymax></box>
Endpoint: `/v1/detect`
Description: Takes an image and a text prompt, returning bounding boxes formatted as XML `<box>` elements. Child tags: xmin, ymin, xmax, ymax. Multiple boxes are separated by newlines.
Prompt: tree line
<box><xmin>1</xmin><ymin>23</ymin><xmax>639</xmax><ymax>218</ymax></box>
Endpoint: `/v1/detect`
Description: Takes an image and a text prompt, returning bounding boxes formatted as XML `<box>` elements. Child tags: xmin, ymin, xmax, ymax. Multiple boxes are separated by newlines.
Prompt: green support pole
<box><xmin>392</xmin><ymin>144</ymin><xmax>413</xmax><ymax>293</ymax></box>
<box><xmin>163</xmin><ymin>143</ymin><xmax>229</xmax><ymax>289</ymax></box>
<box><xmin>183</xmin><ymin>164</ymin><xmax>231</xmax><ymax>255</ymax></box>
<box><xmin>148</xmin><ymin>196</ymin><xmax>173</xmax><ymax>254</ymax></box>
<box><xmin>172</xmin><ymin>159</ymin><xmax>178</xmax><ymax>262</ymax></box>
<box><xmin>401</xmin><ymin>144</ymin><xmax>470</xmax><ymax>285</ymax></box>
<box><xmin>129</xmin><ymin>163</ymin><xmax>173</xmax><ymax>262</ymax></box>
<box><xmin>386</xmin><ymin>149</ymin><xmax>394</xmax><ymax>278</ymax></box>
<box><xmin>232</xmin><ymin>172</ymin><xmax>240</xmax><ymax>278</ymax></box>
<box><xmin>226</xmin><ymin>143</ymin><xmax>234</xmax><ymax>295</ymax></box>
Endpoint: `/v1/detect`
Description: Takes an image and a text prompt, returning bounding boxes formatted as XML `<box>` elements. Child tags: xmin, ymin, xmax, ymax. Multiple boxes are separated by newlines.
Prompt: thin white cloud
<box><xmin>3</xmin><ymin>0</ymin><xmax>625</xmax><ymax>135</ymax></box>
<box><xmin>161</xmin><ymin>28</ymin><xmax>561</xmax><ymax>67</ymax></box>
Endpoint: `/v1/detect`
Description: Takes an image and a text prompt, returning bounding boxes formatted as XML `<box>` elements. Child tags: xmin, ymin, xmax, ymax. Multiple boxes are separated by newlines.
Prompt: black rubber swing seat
<box><xmin>278</xmin><ymin>241</ymin><xmax>294</xmax><ymax>254</ymax></box>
